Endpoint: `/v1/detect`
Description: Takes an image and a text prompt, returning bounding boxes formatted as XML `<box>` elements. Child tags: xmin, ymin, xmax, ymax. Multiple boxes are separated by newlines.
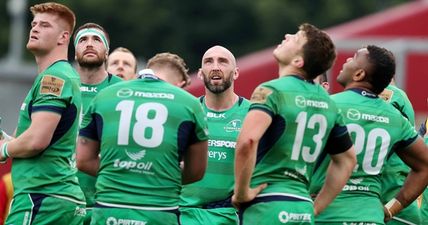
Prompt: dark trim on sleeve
<box><xmin>325</xmin><ymin>126</ymin><xmax>353</xmax><ymax>155</ymax></box>
<box><xmin>177</xmin><ymin>121</ymin><xmax>198</xmax><ymax>161</ymax></box>
<box><xmin>249</xmin><ymin>106</ymin><xmax>274</xmax><ymax>118</ymax></box>
<box><xmin>390</xmin><ymin>135</ymin><xmax>419</xmax><ymax>157</ymax></box>
<box><xmin>79</xmin><ymin>113</ymin><xmax>103</xmax><ymax>142</ymax></box>
<box><xmin>31</xmin><ymin>105</ymin><xmax>65</xmax><ymax>115</ymax></box>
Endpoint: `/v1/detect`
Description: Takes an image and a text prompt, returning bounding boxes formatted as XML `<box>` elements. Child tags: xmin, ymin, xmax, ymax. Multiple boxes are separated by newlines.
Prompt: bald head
<box><xmin>202</xmin><ymin>45</ymin><xmax>236</xmax><ymax>68</ymax></box>
<box><xmin>199</xmin><ymin>45</ymin><xmax>238</xmax><ymax>94</ymax></box>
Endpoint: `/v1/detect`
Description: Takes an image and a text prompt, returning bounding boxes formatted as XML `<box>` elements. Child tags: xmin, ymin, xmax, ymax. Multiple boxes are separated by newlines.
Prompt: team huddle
<box><xmin>0</xmin><ymin>2</ymin><xmax>427</xmax><ymax>225</ymax></box>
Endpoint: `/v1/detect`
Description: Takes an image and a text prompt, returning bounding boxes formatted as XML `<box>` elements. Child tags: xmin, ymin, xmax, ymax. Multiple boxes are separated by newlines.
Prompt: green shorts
<box><xmin>5</xmin><ymin>193</ymin><xmax>86</xmax><ymax>225</ymax></box>
<box><xmin>315</xmin><ymin>193</ymin><xmax>384</xmax><ymax>224</ymax></box>
<box><xmin>84</xmin><ymin>207</ymin><xmax>92</xmax><ymax>225</ymax></box>
<box><xmin>91</xmin><ymin>203</ymin><xmax>180</xmax><ymax>225</ymax></box>
<box><xmin>180</xmin><ymin>207</ymin><xmax>237</xmax><ymax>225</ymax></box>
<box><xmin>239</xmin><ymin>196</ymin><xmax>314</xmax><ymax>225</ymax></box>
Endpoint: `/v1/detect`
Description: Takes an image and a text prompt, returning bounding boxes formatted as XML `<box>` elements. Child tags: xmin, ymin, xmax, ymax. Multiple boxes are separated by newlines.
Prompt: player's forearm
<box><xmin>314</xmin><ymin>150</ymin><xmax>355</xmax><ymax>215</ymax></box>
<box><xmin>76</xmin><ymin>159</ymin><xmax>99</xmax><ymax>176</ymax></box>
<box><xmin>234</xmin><ymin>139</ymin><xmax>257</xmax><ymax>201</ymax></box>
<box><xmin>3</xmin><ymin>132</ymin><xmax>47</xmax><ymax>158</ymax></box>
<box><xmin>182</xmin><ymin>140</ymin><xmax>208</xmax><ymax>185</ymax></box>
<box><xmin>394</xmin><ymin>169</ymin><xmax>428</xmax><ymax>208</ymax></box>
<box><xmin>76</xmin><ymin>137</ymin><xmax>100</xmax><ymax>176</ymax></box>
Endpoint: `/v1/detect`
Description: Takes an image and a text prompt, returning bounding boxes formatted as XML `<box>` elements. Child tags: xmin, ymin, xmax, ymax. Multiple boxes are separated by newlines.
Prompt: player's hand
<box><xmin>0</xmin><ymin>131</ymin><xmax>13</xmax><ymax>141</ymax></box>
<box><xmin>383</xmin><ymin>206</ymin><xmax>392</xmax><ymax>222</ymax></box>
<box><xmin>232</xmin><ymin>183</ymin><xmax>267</xmax><ymax>209</ymax></box>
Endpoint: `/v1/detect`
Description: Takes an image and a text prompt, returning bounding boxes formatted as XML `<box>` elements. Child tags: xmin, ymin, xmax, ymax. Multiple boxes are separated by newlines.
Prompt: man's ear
<box><xmin>177</xmin><ymin>80</ymin><xmax>186</xmax><ymax>88</ymax></box>
<box><xmin>353</xmin><ymin>69</ymin><xmax>366</xmax><ymax>81</ymax></box>
<box><xmin>233</xmin><ymin>67</ymin><xmax>239</xmax><ymax>80</ymax></box>
<box><xmin>197</xmin><ymin>69</ymin><xmax>203</xmax><ymax>80</ymax></box>
<box><xmin>58</xmin><ymin>31</ymin><xmax>70</xmax><ymax>46</ymax></box>
<box><xmin>293</xmin><ymin>56</ymin><xmax>304</xmax><ymax>68</ymax></box>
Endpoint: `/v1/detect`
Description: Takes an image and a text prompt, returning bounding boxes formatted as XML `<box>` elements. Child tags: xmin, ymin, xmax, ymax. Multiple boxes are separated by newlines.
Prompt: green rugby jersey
<box><xmin>248</xmin><ymin>75</ymin><xmax>351</xmax><ymax>201</ymax></box>
<box><xmin>80</xmin><ymin>74</ymin><xmax>123</xmax><ymax>113</ymax></box>
<box><xmin>13</xmin><ymin>60</ymin><xmax>85</xmax><ymax>202</ymax></box>
<box><xmin>77</xmin><ymin>74</ymin><xmax>122</xmax><ymax>208</ymax></box>
<box><xmin>180</xmin><ymin>96</ymin><xmax>250</xmax><ymax>208</ymax></box>
<box><xmin>380</xmin><ymin>85</ymin><xmax>415</xmax><ymax>200</ymax></box>
<box><xmin>312</xmin><ymin>88</ymin><xmax>418</xmax><ymax>223</ymax></box>
<box><xmin>80</xmin><ymin>77</ymin><xmax>208</xmax><ymax>208</ymax></box>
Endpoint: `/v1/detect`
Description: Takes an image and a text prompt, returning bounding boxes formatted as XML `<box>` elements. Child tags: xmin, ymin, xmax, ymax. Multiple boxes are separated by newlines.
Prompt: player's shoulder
<box><xmin>108</xmin><ymin>74</ymin><xmax>124</xmax><ymax>84</ymax></box>
<box><xmin>38</xmin><ymin>60</ymin><xmax>79</xmax><ymax>86</ymax></box>
<box><xmin>43</xmin><ymin>60</ymin><xmax>77</xmax><ymax>78</ymax></box>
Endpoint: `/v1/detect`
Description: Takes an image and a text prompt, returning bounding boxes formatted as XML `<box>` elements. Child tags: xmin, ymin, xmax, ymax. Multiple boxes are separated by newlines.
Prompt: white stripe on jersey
<box><xmin>256</xmin><ymin>192</ymin><xmax>313</xmax><ymax>203</ymax></box>
<box><xmin>49</xmin><ymin>194</ymin><xmax>86</xmax><ymax>205</ymax></box>
<box><xmin>96</xmin><ymin>201</ymin><xmax>179</xmax><ymax>211</ymax></box>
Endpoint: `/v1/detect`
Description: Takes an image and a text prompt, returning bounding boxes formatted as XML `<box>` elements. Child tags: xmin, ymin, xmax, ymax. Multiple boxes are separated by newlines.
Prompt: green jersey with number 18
<box><xmin>79</xmin><ymin>77</ymin><xmax>208</xmax><ymax>208</ymax></box>
<box><xmin>249</xmin><ymin>75</ymin><xmax>351</xmax><ymax>201</ymax></box>
<box><xmin>180</xmin><ymin>96</ymin><xmax>250</xmax><ymax>207</ymax></box>
<box><xmin>312</xmin><ymin>88</ymin><xmax>418</xmax><ymax>224</ymax></box>
<box><xmin>13</xmin><ymin>60</ymin><xmax>85</xmax><ymax>202</ymax></box>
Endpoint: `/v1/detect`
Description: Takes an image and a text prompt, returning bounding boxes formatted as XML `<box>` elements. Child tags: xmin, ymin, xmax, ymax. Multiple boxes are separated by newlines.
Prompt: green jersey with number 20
<box><xmin>312</xmin><ymin>89</ymin><xmax>418</xmax><ymax>223</ymax></box>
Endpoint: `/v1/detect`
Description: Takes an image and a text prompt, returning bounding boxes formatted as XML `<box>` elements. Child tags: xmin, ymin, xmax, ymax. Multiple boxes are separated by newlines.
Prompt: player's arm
<box><xmin>384</xmin><ymin>137</ymin><xmax>428</xmax><ymax>220</ymax></box>
<box><xmin>313</xmin><ymin>147</ymin><xmax>355</xmax><ymax>215</ymax></box>
<box><xmin>313</xmin><ymin>126</ymin><xmax>356</xmax><ymax>215</ymax></box>
<box><xmin>232</xmin><ymin>110</ymin><xmax>269</xmax><ymax>209</ymax></box>
<box><xmin>0</xmin><ymin>111</ymin><xmax>61</xmax><ymax>160</ymax></box>
<box><xmin>76</xmin><ymin>137</ymin><xmax>100</xmax><ymax>176</ymax></box>
<box><xmin>182</xmin><ymin>140</ymin><xmax>208</xmax><ymax>185</ymax></box>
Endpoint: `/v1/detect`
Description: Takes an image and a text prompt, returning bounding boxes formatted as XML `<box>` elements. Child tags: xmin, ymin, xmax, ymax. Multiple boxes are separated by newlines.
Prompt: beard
<box><xmin>77</xmin><ymin>54</ymin><xmax>105</xmax><ymax>69</ymax></box>
<box><xmin>202</xmin><ymin>71</ymin><xmax>233</xmax><ymax>94</ymax></box>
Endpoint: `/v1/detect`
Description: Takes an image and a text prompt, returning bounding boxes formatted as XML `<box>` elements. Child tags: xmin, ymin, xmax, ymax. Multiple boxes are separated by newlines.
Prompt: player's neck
<box><xmin>205</xmin><ymin>89</ymin><xmax>238</xmax><ymax>111</ymax></box>
<box><xmin>278</xmin><ymin>64</ymin><xmax>306</xmax><ymax>79</ymax></box>
<box><xmin>78</xmin><ymin>66</ymin><xmax>108</xmax><ymax>85</ymax></box>
<box><xmin>34</xmin><ymin>49</ymin><xmax>68</xmax><ymax>73</ymax></box>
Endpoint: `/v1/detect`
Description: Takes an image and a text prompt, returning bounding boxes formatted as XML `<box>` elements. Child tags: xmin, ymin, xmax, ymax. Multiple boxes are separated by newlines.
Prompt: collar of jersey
<box><xmin>348</xmin><ymin>88</ymin><xmax>378</xmax><ymax>98</ymax></box>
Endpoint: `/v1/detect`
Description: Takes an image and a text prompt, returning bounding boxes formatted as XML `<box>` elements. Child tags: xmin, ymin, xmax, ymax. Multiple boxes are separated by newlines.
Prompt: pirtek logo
<box><xmin>106</xmin><ymin>217</ymin><xmax>147</xmax><ymax>225</ymax></box>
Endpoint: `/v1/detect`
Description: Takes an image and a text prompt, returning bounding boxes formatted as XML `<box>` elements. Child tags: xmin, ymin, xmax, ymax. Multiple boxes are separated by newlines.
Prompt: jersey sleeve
<box><xmin>79</xmin><ymin>97</ymin><xmax>101</xmax><ymax>141</ymax></box>
<box><xmin>325</xmin><ymin>107</ymin><xmax>353</xmax><ymax>155</ymax></box>
<box><xmin>248</xmin><ymin>85</ymin><xmax>278</xmax><ymax>117</ymax></box>
<box><xmin>31</xmin><ymin>74</ymin><xmax>73</xmax><ymax>114</ymax></box>
<box><xmin>394</xmin><ymin>116</ymin><xmax>419</xmax><ymax>151</ymax></box>
<box><xmin>192</xmin><ymin>101</ymin><xmax>209</xmax><ymax>142</ymax></box>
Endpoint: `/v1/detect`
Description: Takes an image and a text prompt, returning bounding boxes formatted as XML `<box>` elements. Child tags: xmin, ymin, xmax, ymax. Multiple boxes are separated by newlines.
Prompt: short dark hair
<box><xmin>300</xmin><ymin>23</ymin><xmax>336</xmax><ymax>79</ymax></box>
<box><xmin>365</xmin><ymin>45</ymin><xmax>396</xmax><ymax>94</ymax></box>
<box><xmin>73</xmin><ymin>23</ymin><xmax>110</xmax><ymax>46</ymax></box>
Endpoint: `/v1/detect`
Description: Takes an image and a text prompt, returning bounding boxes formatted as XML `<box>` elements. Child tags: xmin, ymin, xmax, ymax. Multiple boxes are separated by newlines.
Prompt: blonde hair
<box><xmin>110</xmin><ymin>47</ymin><xmax>138</xmax><ymax>73</ymax></box>
<box><xmin>147</xmin><ymin>52</ymin><xmax>191</xmax><ymax>87</ymax></box>
<box><xmin>30</xmin><ymin>2</ymin><xmax>76</xmax><ymax>33</ymax></box>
